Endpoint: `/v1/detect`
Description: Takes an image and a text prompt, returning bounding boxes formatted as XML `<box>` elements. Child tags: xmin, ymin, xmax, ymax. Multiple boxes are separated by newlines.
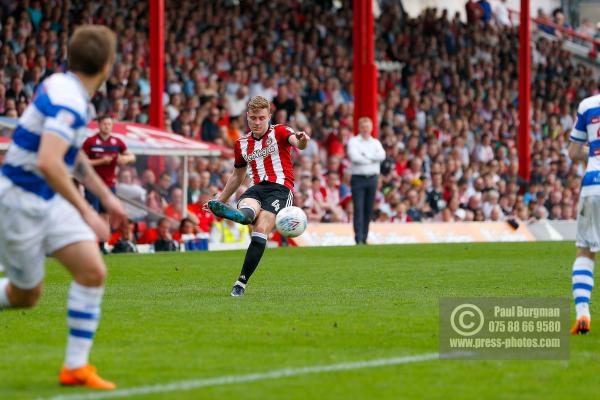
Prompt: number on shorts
<box><xmin>271</xmin><ymin>199</ymin><xmax>280</xmax><ymax>212</ymax></box>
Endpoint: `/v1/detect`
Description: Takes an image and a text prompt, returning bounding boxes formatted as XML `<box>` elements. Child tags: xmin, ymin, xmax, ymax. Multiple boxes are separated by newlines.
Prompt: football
<box><xmin>275</xmin><ymin>206</ymin><xmax>308</xmax><ymax>238</ymax></box>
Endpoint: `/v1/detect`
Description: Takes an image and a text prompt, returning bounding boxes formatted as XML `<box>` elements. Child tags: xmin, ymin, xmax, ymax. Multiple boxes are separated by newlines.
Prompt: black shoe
<box><xmin>231</xmin><ymin>283</ymin><xmax>245</xmax><ymax>297</ymax></box>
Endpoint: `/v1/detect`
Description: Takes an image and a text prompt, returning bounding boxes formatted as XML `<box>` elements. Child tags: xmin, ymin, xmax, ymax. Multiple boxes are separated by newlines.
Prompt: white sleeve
<box><xmin>372</xmin><ymin>139</ymin><xmax>386</xmax><ymax>161</ymax></box>
<box><xmin>570</xmin><ymin>102</ymin><xmax>588</xmax><ymax>143</ymax></box>
<box><xmin>43</xmin><ymin>109</ymin><xmax>79</xmax><ymax>142</ymax></box>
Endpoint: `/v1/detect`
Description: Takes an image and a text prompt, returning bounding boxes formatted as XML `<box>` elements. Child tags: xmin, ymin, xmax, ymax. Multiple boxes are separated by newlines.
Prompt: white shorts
<box><xmin>0</xmin><ymin>187</ymin><xmax>96</xmax><ymax>289</ymax></box>
<box><xmin>576</xmin><ymin>196</ymin><xmax>600</xmax><ymax>252</ymax></box>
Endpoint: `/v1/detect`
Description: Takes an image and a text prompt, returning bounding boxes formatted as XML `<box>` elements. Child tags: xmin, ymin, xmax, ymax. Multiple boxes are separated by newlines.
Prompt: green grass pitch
<box><xmin>1</xmin><ymin>242</ymin><xmax>599</xmax><ymax>399</ymax></box>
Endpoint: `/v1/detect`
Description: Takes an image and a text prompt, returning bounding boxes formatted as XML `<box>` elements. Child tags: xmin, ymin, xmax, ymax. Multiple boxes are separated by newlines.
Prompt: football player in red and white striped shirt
<box><xmin>206</xmin><ymin>96</ymin><xmax>309</xmax><ymax>296</ymax></box>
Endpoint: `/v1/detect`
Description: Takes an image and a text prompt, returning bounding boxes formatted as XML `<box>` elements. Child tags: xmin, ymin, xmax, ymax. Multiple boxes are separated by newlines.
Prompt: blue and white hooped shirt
<box><xmin>570</xmin><ymin>94</ymin><xmax>600</xmax><ymax>197</ymax></box>
<box><xmin>0</xmin><ymin>72</ymin><xmax>93</xmax><ymax>202</ymax></box>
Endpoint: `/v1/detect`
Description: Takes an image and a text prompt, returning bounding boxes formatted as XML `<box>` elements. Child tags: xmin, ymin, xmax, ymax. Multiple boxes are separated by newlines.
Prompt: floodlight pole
<box><xmin>518</xmin><ymin>0</ymin><xmax>531</xmax><ymax>182</ymax></box>
<box><xmin>353</xmin><ymin>0</ymin><xmax>378</xmax><ymax>137</ymax></box>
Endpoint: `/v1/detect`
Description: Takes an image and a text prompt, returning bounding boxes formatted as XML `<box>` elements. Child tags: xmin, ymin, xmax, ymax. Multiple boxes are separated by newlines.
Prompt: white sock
<box><xmin>0</xmin><ymin>278</ymin><xmax>11</xmax><ymax>308</ymax></box>
<box><xmin>64</xmin><ymin>281</ymin><xmax>104</xmax><ymax>369</ymax></box>
<box><xmin>572</xmin><ymin>257</ymin><xmax>594</xmax><ymax>320</ymax></box>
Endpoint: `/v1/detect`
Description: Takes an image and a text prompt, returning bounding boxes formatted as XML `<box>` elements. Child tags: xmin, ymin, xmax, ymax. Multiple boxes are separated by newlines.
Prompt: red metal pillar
<box><xmin>149</xmin><ymin>0</ymin><xmax>165</xmax><ymax>176</ymax></box>
<box><xmin>518</xmin><ymin>0</ymin><xmax>531</xmax><ymax>182</ymax></box>
<box><xmin>353</xmin><ymin>0</ymin><xmax>378</xmax><ymax>137</ymax></box>
<box><xmin>149</xmin><ymin>0</ymin><xmax>164</xmax><ymax>129</ymax></box>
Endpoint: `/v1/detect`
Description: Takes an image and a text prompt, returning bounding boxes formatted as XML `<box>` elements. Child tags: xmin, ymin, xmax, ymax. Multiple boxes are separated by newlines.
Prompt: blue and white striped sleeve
<box><xmin>570</xmin><ymin>104</ymin><xmax>587</xmax><ymax>144</ymax></box>
<box><xmin>34</xmin><ymin>87</ymin><xmax>87</xmax><ymax>143</ymax></box>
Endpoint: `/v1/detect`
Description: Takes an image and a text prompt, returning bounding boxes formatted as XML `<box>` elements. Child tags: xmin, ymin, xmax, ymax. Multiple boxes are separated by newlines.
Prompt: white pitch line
<box><xmin>41</xmin><ymin>353</ymin><xmax>439</xmax><ymax>400</ymax></box>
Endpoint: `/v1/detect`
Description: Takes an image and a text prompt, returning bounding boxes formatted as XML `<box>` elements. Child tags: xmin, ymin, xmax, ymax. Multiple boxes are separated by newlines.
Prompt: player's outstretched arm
<box><xmin>38</xmin><ymin>135</ymin><xmax>111</xmax><ymax>240</ymax></box>
<box><xmin>217</xmin><ymin>167</ymin><xmax>247</xmax><ymax>203</ymax></box>
<box><xmin>74</xmin><ymin>151</ymin><xmax>128</xmax><ymax>230</ymax></box>
<box><xmin>289</xmin><ymin>131</ymin><xmax>310</xmax><ymax>150</ymax></box>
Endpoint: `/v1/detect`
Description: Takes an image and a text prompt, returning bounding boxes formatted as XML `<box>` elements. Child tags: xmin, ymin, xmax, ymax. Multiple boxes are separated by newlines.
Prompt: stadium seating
<box><xmin>1</xmin><ymin>0</ymin><xmax>598</xmax><ymax>233</ymax></box>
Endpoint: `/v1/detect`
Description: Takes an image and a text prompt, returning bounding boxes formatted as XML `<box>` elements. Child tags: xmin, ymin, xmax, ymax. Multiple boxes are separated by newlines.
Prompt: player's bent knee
<box><xmin>75</xmin><ymin>265</ymin><xmax>107</xmax><ymax>287</ymax></box>
<box><xmin>239</xmin><ymin>202</ymin><xmax>260</xmax><ymax>215</ymax></box>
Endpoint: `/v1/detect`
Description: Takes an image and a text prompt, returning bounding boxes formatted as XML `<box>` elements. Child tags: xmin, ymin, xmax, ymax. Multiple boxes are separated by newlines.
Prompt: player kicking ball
<box><xmin>206</xmin><ymin>96</ymin><xmax>309</xmax><ymax>296</ymax></box>
<box><xmin>0</xmin><ymin>26</ymin><xmax>127</xmax><ymax>389</ymax></box>
<box><xmin>567</xmin><ymin>92</ymin><xmax>600</xmax><ymax>335</ymax></box>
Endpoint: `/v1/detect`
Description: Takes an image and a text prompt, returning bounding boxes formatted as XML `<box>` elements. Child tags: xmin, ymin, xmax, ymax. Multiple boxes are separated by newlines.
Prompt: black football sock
<box><xmin>237</xmin><ymin>232</ymin><xmax>267</xmax><ymax>285</ymax></box>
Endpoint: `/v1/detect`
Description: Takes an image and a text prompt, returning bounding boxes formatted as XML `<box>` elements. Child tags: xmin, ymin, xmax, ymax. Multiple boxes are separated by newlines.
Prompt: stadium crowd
<box><xmin>0</xmin><ymin>0</ymin><xmax>599</xmax><ymax>246</ymax></box>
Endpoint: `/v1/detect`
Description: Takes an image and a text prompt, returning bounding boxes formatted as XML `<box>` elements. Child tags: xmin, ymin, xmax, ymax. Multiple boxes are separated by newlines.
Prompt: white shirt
<box><xmin>570</xmin><ymin>94</ymin><xmax>600</xmax><ymax>197</ymax></box>
<box><xmin>347</xmin><ymin>134</ymin><xmax>386</xmax><ymax>176</ymax></box>
<box><xmin>226</xmin><ymin>93</ymin><xmax>249</xmax><ymax>118</ymax></box>
<box><xmin>494</xmin><ymin>1</ymin><xmax>511</xmax><ymax>27</ymax></box>
<box><xmin>116</xmin><ymin>182</ymin><xmax>147</xmax><ymax>221</ymax></box>
<box><xmin>0</xmin><ymin>72</ymin><xmax>91</xmax><ymax>205</ymax></box>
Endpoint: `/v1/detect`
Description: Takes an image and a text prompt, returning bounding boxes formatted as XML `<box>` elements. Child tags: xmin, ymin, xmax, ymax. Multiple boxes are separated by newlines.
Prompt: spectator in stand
<box><xmin>115</xmin><ymin>168</ymin><xmax>147</xmax><ymax>222</ymax></box>
<box><xmin>144</xmin><ymin>187</ymin><xmax>164</xmax><ymax>227</ymax></box>
<box><xmin>111</xmin><ymin>220</ymin><xmax>138</xmax><ymax>254</ymax></box>
<box><xmin>140</xmin><ymin>169</ymin><xmax>156</xmax><ymax>191</ymax></box>
<box><xmin>494</xmin><ymin>0</ymin><xmax>511</xmax><ymax>27</ymax></box>
<box><xmin>321</xmin><ymin>170</ymin><xmax>347</xmax><ymax>222</ymax></box>
<box><xmin>189</xmin><ymin>189</ymin><xmax>216</xmax><ymax>234</ymax></box>
<box><xmin>211</xmin><ymin>219</ymin><xmax>251</xmax><ymax>245</ymax></box>
<box><xmin>477</xmin><ymin>0</ymin><xmax>493</xmax><ymax>25</ymax></box>
<box><xmin>173</xmin><ymin>218</ymin><xmax>197</xmax><ymax>242</ymax></box>
<box><xmin>163</xmin><ymin>187</ymin><xmax>199</xmax><ymax>225</ymax></box>
<box><xmin>174</xmin><ymin>218</ymin><xmax>209</xmax><ymax>251</ymax></box>
<box><xmin>201</xmin><ymin>107</ymin><xmax>221</xmax><ymax>142</ymax></box>
<box><xmin>273</xmin><ymin>84</ymin><xmax>296</xmax><ymax>120</ymax></box>
<box><xmin>187</xmin><ymin>172</ymin><xmax>201</xmax><ymax>204</ymax></box>
<box><xmin>227</xmin><ymin>86</ymin><xmax>249</xmax><ymax>119</ymax></box>
<box><xmin>466</xmin><ymin>0</ymin><xmax>483</xmax><ymax>25</ymax></box>
<box><xmin>577</xmin><ymin>19</ymin><xmax>596</xmax><ymax>39</ymax></box>
<box><xmin>172</xmin><ymin>108</ymin><xmax>192</xmax><ymax>135</ymax></box>
<box><xmin>547</xmin><ymin>8</ymin><xmax>572</xmax><ymax>39</ymax></box>
<box><xmin>157</xmin><ymin>172</ymin><xmax>173</xmax><ymax>206</ymax></box>
<box><xmin>0</xmin><ymin>0</ymin><xmax>593</xmax><ymax>226</ymax></box>
<box><xmin>153</xmin><ymin>217</ymin><xmax>179</xmax><ymax>252</ymax></box>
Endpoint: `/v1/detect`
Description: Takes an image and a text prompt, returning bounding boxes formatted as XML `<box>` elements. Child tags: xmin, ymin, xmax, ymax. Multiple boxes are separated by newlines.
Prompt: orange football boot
<box><xmin>571</xmin><ymin>316</ymin><xmax>591</xmax><ymax>335</ymax></box>
<box><xmin>59</xmin><ymin>365</ymin><xmax>116</xmax><ymax>390</ymax></box>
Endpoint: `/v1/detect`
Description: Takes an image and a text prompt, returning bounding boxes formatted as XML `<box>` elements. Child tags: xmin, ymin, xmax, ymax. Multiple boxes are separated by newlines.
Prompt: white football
<box><xmin>275</xmin><ymin>206</ymin><xmax>308</xmax><ymax>238</ymax></box>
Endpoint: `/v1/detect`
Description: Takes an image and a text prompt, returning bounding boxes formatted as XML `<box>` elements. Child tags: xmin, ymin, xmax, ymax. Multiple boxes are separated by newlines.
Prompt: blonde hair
<box><xmin>247</xmin><ymin>96</ymin><xmax>270</xmax><ymax>113</ymax></box>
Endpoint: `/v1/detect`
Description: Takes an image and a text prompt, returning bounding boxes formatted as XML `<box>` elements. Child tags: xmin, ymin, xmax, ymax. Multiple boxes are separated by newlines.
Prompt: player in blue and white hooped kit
<box><xmin>0</xmin><ymin>26</ymin><xmax>127</xmax><ymax>389</ymax></box>
<box><xmin>568</xmin><ymin>93</ymin><xmax>600</xmax><ymax>335</ymax></box>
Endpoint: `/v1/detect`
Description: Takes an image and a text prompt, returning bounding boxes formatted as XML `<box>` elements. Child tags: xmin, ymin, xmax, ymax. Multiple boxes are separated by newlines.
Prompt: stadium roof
<box><xmin>0</xmin><ymin>117</ymin><xmax>228</xmax><ymax>157</ymax></box>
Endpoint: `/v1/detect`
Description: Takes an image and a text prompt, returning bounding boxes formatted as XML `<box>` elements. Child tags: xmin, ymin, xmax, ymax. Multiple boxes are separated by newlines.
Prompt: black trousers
<box><xmin>350</xmin><ymin>174</ymin><xmax>378</xmax><ymax>244</ymax></box>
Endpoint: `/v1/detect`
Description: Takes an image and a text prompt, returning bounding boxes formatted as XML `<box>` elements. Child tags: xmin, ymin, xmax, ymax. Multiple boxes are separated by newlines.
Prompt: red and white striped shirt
<box><xmin>234</xmin><ymin>124</ymin><xmax>295</xmax><ymax>190</ymax></box>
